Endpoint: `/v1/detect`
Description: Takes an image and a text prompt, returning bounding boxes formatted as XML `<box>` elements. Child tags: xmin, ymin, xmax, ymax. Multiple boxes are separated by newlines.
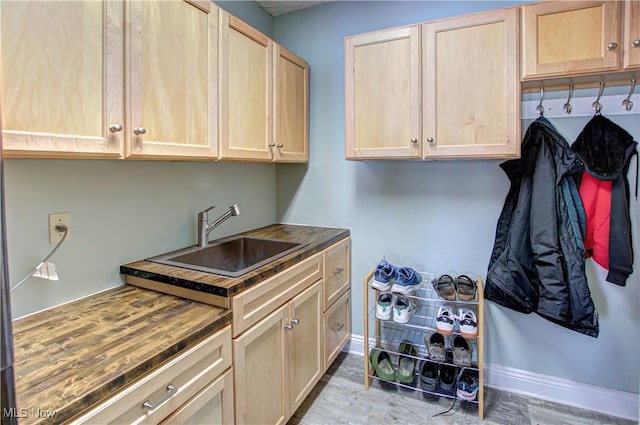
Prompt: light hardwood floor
<box><xmin>288</xmin><ymin>352</ymin><xmax>635</xmax><ymax>425</ymax></box>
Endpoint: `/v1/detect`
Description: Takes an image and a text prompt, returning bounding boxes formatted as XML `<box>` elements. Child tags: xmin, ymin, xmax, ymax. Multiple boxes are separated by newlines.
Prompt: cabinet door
<box><xmin>521</xmin><ymin>1</ymin><xmax>621</xmax><ymax>79</ymax></box>
<box><xmin>1</xmin><ymin>1</ymin><xmax>123</xmax><ymax>158</ymax></box>
<box><xmin>324</xmin><ymin>289</ymin><xmax>351</xmax><ymax>372</ymax></box>
<box><xmin>233</xmin><ymin>305</ymin><xmax>288</xmax><ymax>425</ymax></box>
<box><xmin>273</xmin><ymin>45</ymin><xmax>309</xmax><ymax>163</ymax></box>
<box><xmin>623</xmin><ymin>0</ymin><xmax>640</xmax><ymax>70</ymax></box>
<box><xmin>126</xmin><ymin>0</ymin><xmax>217</xmax><ymax>160</ymax></box>
<box><xmin>345</xmin><ymin>26</ymin><xmax>421</xmax><ymax>159</ymax></box>
<box><xmin>161</xmin><ymin>368</ymin><xmax>234</xmax><ymax>425</ymax></box>
<box><xmin>219</xmin><ymin>12</ymin><xmax>272</xmax><ymax>161</ymax></box>
<box><xmin>288</xmin><ymin>281</ymin><xmax>323</xmax><ymax>413</ymax></box>
<box><xmin>423</xmin><ymin>8</ymin><xmax>520</xmax><ymax>159</ymax></box>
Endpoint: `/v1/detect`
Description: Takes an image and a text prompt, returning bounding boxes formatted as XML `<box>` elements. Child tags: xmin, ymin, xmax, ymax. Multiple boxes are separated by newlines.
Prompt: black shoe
<box><xmin>439</xmin><ymin>363</ymin><xmax>458</xmax><ymax>391</ymax></box>
<box><xmin>419</xmin><ymin>360</ymin><xmax>439</xmax><ymax>391</ymax></box>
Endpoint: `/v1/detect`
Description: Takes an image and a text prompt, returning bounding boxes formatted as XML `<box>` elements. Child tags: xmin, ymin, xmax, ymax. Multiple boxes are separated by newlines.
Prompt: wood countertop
<box><xmin>120</xmin><ymin>224</ymin><xmax>350</xmax><ymax>302</ymax></box>
<box><xmin>11</xmin><ymin>285</ymin><xmax>231</xmax><ymax>425</ymax></box>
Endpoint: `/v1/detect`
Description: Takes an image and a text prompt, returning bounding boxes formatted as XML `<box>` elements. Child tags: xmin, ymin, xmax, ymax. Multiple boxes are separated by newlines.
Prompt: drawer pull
<box><xmin>142</xmin><ymin>384</ymin><xmax>177</xmax><ymax>412</ymax></box>
<box><xmin>333</xmin><ymin>267</ymin><xmax>345</xmax><ymax>275</ymax></box>
<box><xmin>332</xmin><ymin>323</ymin><xmax>345</xmax><ymax>332</ymax></box>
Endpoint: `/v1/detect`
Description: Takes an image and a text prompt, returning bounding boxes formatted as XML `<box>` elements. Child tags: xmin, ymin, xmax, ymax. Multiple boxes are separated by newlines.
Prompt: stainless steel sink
<box><xmin>147</xmin><ymin>235</ymin><xmax>308</xmax><ymax>277</ymax></box>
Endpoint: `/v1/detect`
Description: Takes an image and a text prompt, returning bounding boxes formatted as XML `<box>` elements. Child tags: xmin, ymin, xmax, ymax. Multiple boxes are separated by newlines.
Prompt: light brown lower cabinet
<box><xmin>232</xmin><ymin>237</ymin><xmax>352</xmax><ymax>424</ymax></box>
<box><xmin>161</xmin><ymin>368</ymin><xmax>234</xmax><ymax>425</ymax></box>
<box><xmin>69</xmin><ymin>326</ymin><xmax>233</xmax><ymax>424</ymax></box>
<box><xmin>233</xmin><ymin>281</ymin><xmax>323</xmax><ymax>425</ymax></box>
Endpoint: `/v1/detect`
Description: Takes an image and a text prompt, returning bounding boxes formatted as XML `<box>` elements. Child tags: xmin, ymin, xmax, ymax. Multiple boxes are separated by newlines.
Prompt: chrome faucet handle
<box><xmin>198</xmin><ymin>205</ymin><xmax>216</xmax><ymax>219</ymax></box>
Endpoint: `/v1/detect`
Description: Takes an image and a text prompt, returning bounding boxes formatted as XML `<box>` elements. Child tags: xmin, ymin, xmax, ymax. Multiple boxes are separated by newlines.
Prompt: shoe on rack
<box><xmin>436</xmin><ymin>305</ymin><xmax>455</xmax><ymax>335</ymax></box>
<box><xmin>369</xmin><ymin>346</ymin><xmax>396</xmax><ymax>382</ymax></box>
<box><xmin>392</xmin><ymin>295</ymin><xmax>417</xmax><ymax>324</ymax></box>
<box><xmin>397</xmin><ymin>340</ymin><xmax>418</xmax><ymax>384</ymax></box>
<box><xmin>375</xmin><ymin>292</ymin><xmax>393</xmax><ymax>321</ymax></box>
<box><xmin>455</xmin><ymin>275</ymin><xmax>477</xmax><ymax>301</ymax></box>
<box><xmin>456</xmin><ymin>368</ymin><xmax>479</xmax><ymax>401</ymax></box>
<box><xmin>425</xmin><ymin>331</ymin><xmax>446</xmax><ymax>362</ymax></box>
<box><xmin>458</xmin><ymin>308</ymin><xmax>478</xmax><ymax>339</ymax></box>
<box><xmin>438</xmin><ymin>363</ymin><xmax>458</xmax><ymax>392</ymax></box>
<box><xmin>371</xmin><ymin>259</ymin><xmax>396</xmax><ymax>291</ymax></box>
<box><xmin>419</xmin><ymin>360</ymin><xmax>439</xmax><ymax>392</ymax></box>
<box><xmin>391</xmin><ymin>266</ymin><xmax>422</xmax><ymax>295</ymax></box>
<box><xmin>452</xmin><ymin>335</ymin><xmax>472</xmax><ymax>367</ymax></box>
<box><xmin>432</xmin><ymin>274</ymin><xmax>456</xmax><ymax>301</ymax></box>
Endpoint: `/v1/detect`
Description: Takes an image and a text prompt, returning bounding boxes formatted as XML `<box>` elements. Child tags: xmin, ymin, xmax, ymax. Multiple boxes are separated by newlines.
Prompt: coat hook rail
<box><xmin>621</xmin><ymin>79</ymin><xmax>636</xmax><ymax>111</ymax></box>
<box><xmin>592</xmin><ymin>82</ymin><xmax>605</xmax><ymax>114</ymax></box>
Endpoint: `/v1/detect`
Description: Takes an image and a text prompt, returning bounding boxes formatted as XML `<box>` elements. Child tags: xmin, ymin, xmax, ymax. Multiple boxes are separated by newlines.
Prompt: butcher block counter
<box><xmin>120</xmin><ymin>223</ymin><xmax>351</xmax><ymax>308</ymax></box>
<box><xmin>11</xmin><ymin>286</ymin><xmax>231</xmax><ymax>425</ymax></box>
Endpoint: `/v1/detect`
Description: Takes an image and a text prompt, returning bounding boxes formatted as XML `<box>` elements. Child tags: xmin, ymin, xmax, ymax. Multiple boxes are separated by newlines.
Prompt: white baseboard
<box><xmin>344</xmin><ymin>333</ymin><xmax>639</xmax><ymax>422</ymax></box>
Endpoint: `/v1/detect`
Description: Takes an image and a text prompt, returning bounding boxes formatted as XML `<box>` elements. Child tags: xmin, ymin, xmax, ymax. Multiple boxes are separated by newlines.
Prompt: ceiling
<box><xmin>254</xmin><ymin>1</ymin><xmax>333</xmax><ymax>17</ymax></box>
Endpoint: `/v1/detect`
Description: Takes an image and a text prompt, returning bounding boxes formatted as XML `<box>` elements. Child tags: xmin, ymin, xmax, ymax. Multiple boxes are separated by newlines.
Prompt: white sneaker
<box><xmin>436</xmin><ymin>305</ymin><xmax>455</xmax><ymax>335</ymax></box>
<box><xmin>375</xmin><ymin>292</ymin><xmax>393</xmax><ymax>321</ymax></box>
<box><xmin>458</xmin><ymin>308</ymin><xmax>478</xmax><ymax>339</ymax></box>
<box><xmin>392</xmin><ymin>295</ymin><xmax>417</xmax><ymax>324</ymax></box>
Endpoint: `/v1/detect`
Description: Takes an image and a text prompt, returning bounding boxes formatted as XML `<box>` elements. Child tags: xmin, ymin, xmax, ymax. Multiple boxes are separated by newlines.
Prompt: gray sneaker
<box><xmin>452</xmin><ymin>335</ymin><xmax>472</xmax><ymax>367</ymax></box>
<box><xmin>425</xmin><ymin>332</ymin><xmax>446</xmax><ymax>362</ymax></box>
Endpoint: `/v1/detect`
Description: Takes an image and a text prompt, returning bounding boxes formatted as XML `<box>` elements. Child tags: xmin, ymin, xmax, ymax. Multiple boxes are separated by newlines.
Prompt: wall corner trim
<box><xmin>346</xmin><ymin>333</ymin><xmax>638</xmax><ymax>422</ymax></box>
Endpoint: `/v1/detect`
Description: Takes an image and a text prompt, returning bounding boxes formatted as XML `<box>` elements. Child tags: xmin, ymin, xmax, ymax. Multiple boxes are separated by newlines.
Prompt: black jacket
<box><xmin>572</xmin><ymin>115</ymin><xmax>637</xmax><ymax>286</ymax></box>
<box><xmin>485</xmin><ymin>117</ymin><xmax>599</xmax><ymax>338</ymax></box>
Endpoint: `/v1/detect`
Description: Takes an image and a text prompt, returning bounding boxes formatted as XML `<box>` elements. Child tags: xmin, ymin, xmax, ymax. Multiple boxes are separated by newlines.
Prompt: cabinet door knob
<box><xmin>633</xmin><ymin>39</ymin><xmax>640</xmax><ymax>48</ymax></box>
<box><xmin>276</xmin><ymin>143</ymin><xmax>284</xmax><ymax>148</ymax></box>
<box><xmin>133</xmin><ymin>127</ymin><xmax>147</xmax><ymax>135</ymax></box>
<box><xmin>427</xmin><ymin>137</ymin><xmax>434</xmax><ymax>143</ymax></box>
<box><xmin>410</xmin><ymin>138</ymin><xmax>418</xmax><ymax>144</ymax></box>
<box><xmin>606</xmin><ymin>42</ymin><xmax>618</xmax><ymax>50</ymax></box>
<box><xmin>332</xmin><ymin>323</ymin><xmax>344</xmax><ymax>332</ymax></box>
<box><xmin>108</xmin><ymin>124</ymin><xmax>123</xmax><ymax>133</ymax></box>
<box><xmin>284</xmin><ymin>323</ymin><xmax>294</xmax><ymax>330</ymax></box>
<box><xmin>291</xmin><ymin>318</ymin><xmax>300</xmax><ymax>325</ymax></box>
<box><xmin>142</xmin><ymin>384</ymin><xmax>177</xmax><ymax>412</ymax></box>
<box><xmin>268</xmin><ymin>142</ymin><xmax>276</xmax><ymax>147</ymax></box>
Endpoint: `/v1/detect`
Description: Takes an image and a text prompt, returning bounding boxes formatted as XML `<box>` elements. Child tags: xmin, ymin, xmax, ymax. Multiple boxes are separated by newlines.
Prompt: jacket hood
<box><xmin>572</xmin><ymin>115</ymin><xmax>637</xmax><ymax>180</ymax></box>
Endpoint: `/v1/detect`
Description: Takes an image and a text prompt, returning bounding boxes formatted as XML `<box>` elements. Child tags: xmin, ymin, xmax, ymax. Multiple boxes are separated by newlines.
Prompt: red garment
<box><xmin>579</xmin><ymin>171</ymin><xmax>612</xmax><ymax>269</ymax></box>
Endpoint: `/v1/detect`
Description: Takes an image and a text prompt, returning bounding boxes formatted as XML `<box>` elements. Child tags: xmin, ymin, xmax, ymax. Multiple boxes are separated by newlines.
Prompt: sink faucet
<box><xmin>197</xmin><ymin>204</ymin><xmax>241</xmax><ymax>247</ymax></box>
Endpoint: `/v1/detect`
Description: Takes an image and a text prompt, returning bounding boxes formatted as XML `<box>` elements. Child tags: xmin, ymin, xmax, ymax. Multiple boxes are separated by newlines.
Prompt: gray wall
<box><xmin>272</xmin><ymin>1</ymin><xmax>640</xmax><ymax>394</ymax></box>
<box><xmin>5</xmin><ymin>160</ymin><xmax>277</xmax><ymax>318</ymax></box>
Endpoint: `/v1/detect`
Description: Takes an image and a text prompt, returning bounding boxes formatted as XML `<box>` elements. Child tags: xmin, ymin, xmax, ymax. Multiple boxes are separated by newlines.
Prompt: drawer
<box><xmin>70</xmin><ymin>326</ymin><xmax>232</xmax><ymax>425</ymax></box>
<box><xmin>232</xmin><ymin>253</ymin><xmax>323</xmax><ymax>337</ymax></box>
<box><xmin>323</xmin><ymin>290</ymin><xmax>351</xmax><ymax>371</ymax></box>
<box><xmin>323</xmin><ymin>237</ymin><xmax>351</xmax><ymax>310</ymax></box>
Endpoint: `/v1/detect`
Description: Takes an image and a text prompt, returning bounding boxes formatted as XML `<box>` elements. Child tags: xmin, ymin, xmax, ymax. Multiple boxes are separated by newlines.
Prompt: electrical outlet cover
<box><xmin>49</xmin><ymin>212</ymin><xmax>70</xmax><ymax>244</ymax></box>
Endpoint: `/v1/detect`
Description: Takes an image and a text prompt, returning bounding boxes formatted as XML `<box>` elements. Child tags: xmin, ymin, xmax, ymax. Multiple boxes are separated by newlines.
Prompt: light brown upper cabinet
<box><xmin>273</xmin><ymin>45</ymin><xmax>310</xmax><ymax>162</ymax></box>
<box><xmin>623</xmin><ymin>0</ymin><xmax>640</xmax><ymax>70</ymax></box>
<box><xmin>423</xmin><ymin>8</ymin><xmax>520</xmax><ymax>159</ymax></box>
<box><xmin>345</xmin><ymin>8</ymin><xmax>519</xmax><ymax>160</ymax></box>
<box><xmin>219</xmin><ymin>12</ymin><xmax>309</xmax><ymax>162</ymax></box>
<box><xmin>521</xmin><ymin>1</ymin><xmax>622</xmax><ymax>79</ymax></box>
<box><xmin>1</xmin><ymin>1</ymin><xmax>124</xmax><ymax>158</ymax></box>
<box><xmin>344</xmin><ymin>26</ymin><xmax>422</xmax><ymax>159</ymax></box>
<box><xmin>1</xmin><ymin>0</ymin><xmax>218</xmax><ymax>160</ymax></box>
<box><xmin>126</xmin><ymin>0</ymin><xmax>219</xmax><ymax>160</ymax></box>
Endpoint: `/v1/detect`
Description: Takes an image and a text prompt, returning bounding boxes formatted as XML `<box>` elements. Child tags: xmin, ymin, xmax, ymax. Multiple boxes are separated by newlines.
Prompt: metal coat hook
<box><xmin>563</xmin><ymin>84</ymin><xmax>574</xmax><ymax>114</ymax></box>
<box><xmin>536</xmin><ymin>86</ymin><xmax>545</xmax><ymax>116</ymax></box>
<box><xmin>621</xmin><ymin>78</ymin><xmax>636</xmax><ymax>111</ymax></box>
<box><xmin>592</xmin><ymin>82</ymin><xmax>605</xmax><ymax>114</ymax></box>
